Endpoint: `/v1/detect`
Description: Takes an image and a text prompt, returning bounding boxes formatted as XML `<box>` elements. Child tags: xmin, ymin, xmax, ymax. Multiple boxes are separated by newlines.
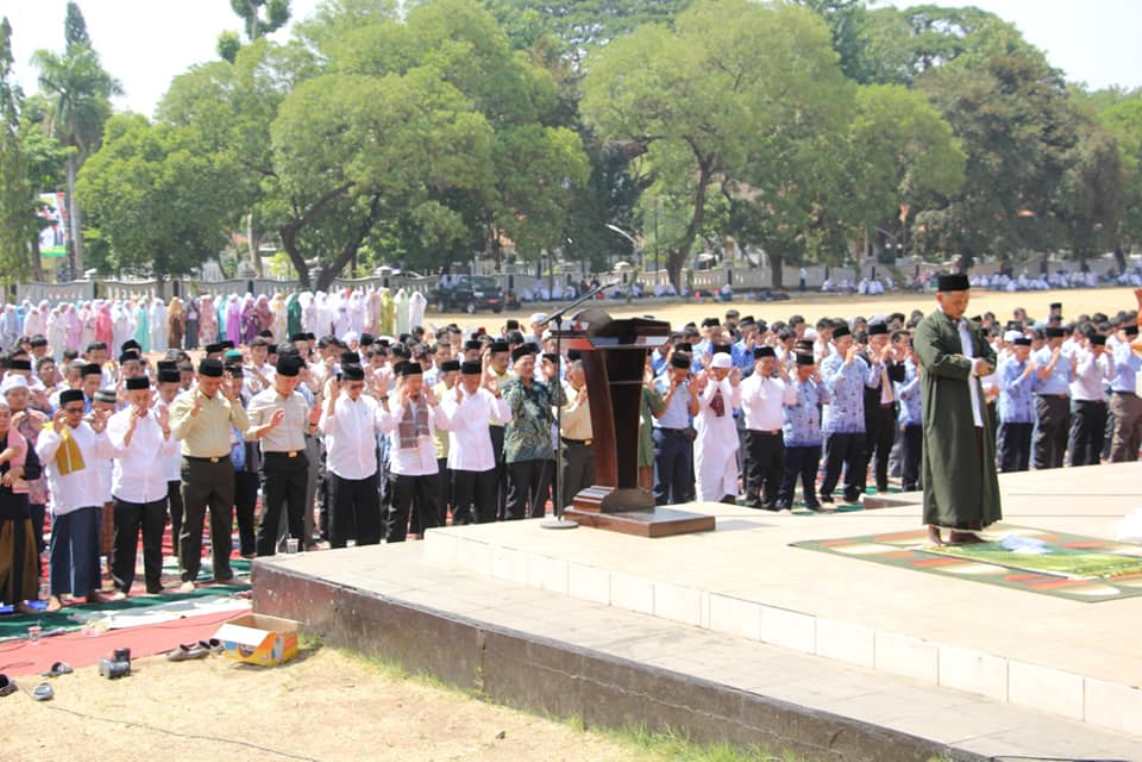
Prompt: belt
<box><xmin>1112</xmin><ymin>390</ymin><xmax>1137</xmax><ymax>397</ymax></box>
<box><xmin>1036</xmin><ymin>393</ymin><xmax>1067</xmax><ymax>399</ymax></box>
<box><xmin>265</xmin><ymin>450</ymin><xmax>304</xmax><ymax>458</ymax></box>
<box><xmin>561</xmin><ymin>437</ymin><xmax>592</xmax><ymax>446</ymax></box>
<box><xmin>184</xmin><ymin>455</ymin><xmax>228</xmax><ymax>464</ymax></box>
<box><xmin>749</xmin><ymin>429</ymin><xmax>781</xmax><ymax>436</ymax></box>
<box><xmin>656</xmin><ymin>427</ymin><xmax>689</xmax><ymax>435</ymax></box>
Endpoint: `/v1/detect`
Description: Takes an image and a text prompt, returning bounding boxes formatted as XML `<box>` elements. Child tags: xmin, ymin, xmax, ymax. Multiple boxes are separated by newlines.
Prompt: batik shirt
<box><xmin>819</xmin><ymin>353</ymin><xmax>878</xmax><ymax>433</ymax></box>
<box><xmin>997</xmin><ymin>357</ymin><xmax>1035</xmax><ymax>423</ymax></box>
<box><xmin>895</xmin><ymin>359</ymin><xmax>923</xmax><ymax>427</ymax></box>
<box><xmin>502</xmin><ymin>378</ymin><xmax>565</xmax><ymax>463</ymax></box>
<box><xmin>782</xmin><ymin>378</ymin><xmax>829</xmax><ymax>447</ymax></box>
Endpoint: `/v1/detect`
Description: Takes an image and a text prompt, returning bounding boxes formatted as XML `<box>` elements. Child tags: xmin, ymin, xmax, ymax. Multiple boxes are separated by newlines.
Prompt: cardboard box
<box><xmin>213</xmin><ymin>613</ymin><xmax>299</xmax><ymax>667</ymax></box>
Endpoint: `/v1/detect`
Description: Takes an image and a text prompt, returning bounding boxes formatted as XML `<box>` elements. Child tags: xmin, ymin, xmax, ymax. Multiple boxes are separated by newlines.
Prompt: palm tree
<box><xmin>31</xmin><ymin>42</ymin><xmax>120</xmax><ymax>276</ymax></box>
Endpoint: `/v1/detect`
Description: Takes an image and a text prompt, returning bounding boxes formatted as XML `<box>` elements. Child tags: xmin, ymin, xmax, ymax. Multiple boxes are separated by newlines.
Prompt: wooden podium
<box><xmin>555</xmin><ymin>309</ymin><xmax>715</xmax><ymax>538</ymax></box>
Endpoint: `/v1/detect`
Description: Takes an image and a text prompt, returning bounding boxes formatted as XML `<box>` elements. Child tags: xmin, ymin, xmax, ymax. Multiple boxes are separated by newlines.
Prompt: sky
<box><xmin>7</xmin><ymin>0</ymin><xmax>1142</xmax><ymax>118</ymax></box>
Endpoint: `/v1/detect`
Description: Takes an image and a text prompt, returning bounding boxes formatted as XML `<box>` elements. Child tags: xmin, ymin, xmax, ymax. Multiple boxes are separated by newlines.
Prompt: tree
<box><xmin>583</xmin><ymin>0</ymin><xmax>854</xmax><ymax>288</ymax></box>
<box><xmin>220</xmin><ymin>0</ymin><xmax>291</xmax><ymax>57</ymax></box>
<box><xmin>76</xmin><ymin>114</ymin><xmax>244</xmax><ymax>278</ymax></box>
<box><xmin>0</xmin><ymin>16</ymin><xmax>37</xmax><ymax>279</ymax></box>
<box><xmin>32</xmin><ymin>2</ymin><xmax>121</xmax><ymax>276</ymax></box>
<box><xmin>64</xmin><ymin>2</ymin><xmax>90</xmax><ymax>48</ymax></box>
<box><xmin>1093</xmin><ymin>93</ymin><xmax>1142</xmax><ymax>251</ymax></box>
<box><xmin>1051</xmin><ymin>121</ymin><xmax>1122</xmax><ymax>265</ymax></box>
<box><xmin>912</xmin><ymin>17</ymin><xmax>1080</xmax><ymax>267</ymax></box>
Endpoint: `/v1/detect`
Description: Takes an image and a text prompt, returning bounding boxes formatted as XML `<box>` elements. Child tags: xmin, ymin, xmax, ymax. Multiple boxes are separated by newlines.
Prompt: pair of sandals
<box><xmin>167</xmin><ymin>639</ymin><xmax>224</xmax><ymax>661</ymax></box>
<box><xmin>0</xmin><ymin>671</ymin><xmax>61</xmax><ymax>701</ymax></box>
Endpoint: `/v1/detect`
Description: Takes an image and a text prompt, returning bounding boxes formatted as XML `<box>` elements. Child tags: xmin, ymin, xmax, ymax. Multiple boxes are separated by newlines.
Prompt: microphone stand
<box><xmin>539</xmin><ymin>280</ymin><xmax>616</xmax><ymax>530</ymax></box>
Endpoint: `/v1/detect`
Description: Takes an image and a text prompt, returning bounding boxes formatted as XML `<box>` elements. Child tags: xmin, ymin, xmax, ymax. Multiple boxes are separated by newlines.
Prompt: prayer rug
<box><xmin>792</xmin><ymin>525</ymin><xmax>1142</xmax><ymax>602</ymax></box>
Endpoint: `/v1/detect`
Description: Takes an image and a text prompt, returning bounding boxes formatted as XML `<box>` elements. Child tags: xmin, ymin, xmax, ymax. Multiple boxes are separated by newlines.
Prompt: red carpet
<box><xmin>0</xmin><ymin>609</ymin><xmax>245</xmax><ymax>677</ymax></box>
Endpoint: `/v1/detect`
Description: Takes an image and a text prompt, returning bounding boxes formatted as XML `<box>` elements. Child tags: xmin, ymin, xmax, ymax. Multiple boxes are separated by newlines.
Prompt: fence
<box><xmin>11</xmin><ymin>255</ymin><xmax>1131</xmax><ymax>304</ymax></box>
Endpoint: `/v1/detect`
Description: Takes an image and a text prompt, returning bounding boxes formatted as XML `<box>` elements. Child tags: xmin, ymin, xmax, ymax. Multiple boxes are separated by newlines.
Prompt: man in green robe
<box><xmin>913</xmin><ymin>273</ymin><xmax>1002</xmax><ymax>545</ymax></box>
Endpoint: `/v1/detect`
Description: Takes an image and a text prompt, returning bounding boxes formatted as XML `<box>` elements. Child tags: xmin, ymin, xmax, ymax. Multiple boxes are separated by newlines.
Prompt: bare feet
<box><xmin>91</xmin><ymin>590</ymin><xmax>126</xmax><ymax>604</ymax></box>
<box><xmin>16</xmin><ymin>601</ymin><xmax>39</xmax><ymax>615</ymax></box>
<box><xmin>926</xmin><ymin>525</ymin><xmax>945</xmax><ymax>546</ymax></box>
<box><xmin>177</xmin><ymin>581</ymin><xmax>196</xmax><ymax>594</ymax></box>
<box><xmin>45</xmin><ymin>596</ymin><xmax>63</xmax><ymax>613</ymax></box>
<box><xmin>948</xmin><ymin>530</ymin><xmax>986</xmax><ymax>545</ymax></box>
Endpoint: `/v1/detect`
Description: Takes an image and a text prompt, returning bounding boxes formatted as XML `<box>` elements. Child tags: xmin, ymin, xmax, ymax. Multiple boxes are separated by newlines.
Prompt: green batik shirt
<box><xmin>503</xmin><ymin>377</ymin><xmax>566</xmax><ymax>463</ymax></box>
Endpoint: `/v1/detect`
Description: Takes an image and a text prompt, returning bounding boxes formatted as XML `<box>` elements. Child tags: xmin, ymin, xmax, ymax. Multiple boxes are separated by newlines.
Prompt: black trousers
<box><xmin>560</xmin><ymin>441</ymin><xmax>595</xmax><ymax>509</ymax></box>
<box><xmin>862</xmin><ymin>404</ymin><xmax>897</xmax><ymax>491</ymax></box>
<box><xmin>1068</xmin><ymin>400</ymin><xmax>1108</xmax><ymax>467</ymax></box>
<box><xmin>257</xmin><ymin>452</ymin><xmax>309</xmax><ymax>557</ymax></box>
<box><xmin>179</xmin><ymin>457</ymin><xmax>234</xmax><ymax>583</ymax></box>
<box><xmin>778</xmin><ymin>445</ymin><xmax>820</xmax><ymax>506</ymax></box>
<box><xmin>452</xmin><ymin>468</ymin><xmax>498</xmax><ymax>525</ymax></box>
<box><xmin>743</xmin><ymin>430</ymin><xmax>784</xmax><ymax>507</ymax></box>
<box><xmin>110</xmin><ymin>497</ymin><xmax>166</xmax><ymax>594</ymax></box>
<box><xmin>315</xmin><ymin>440</ymin><xmax>330</xmax><ymax>541</ymax></box>
<box><xmin>1032</xmin><ymin>395</ymin><xmax>1069</xmax><ymax>469</ymax></box>
<box><xmin>490</xmin><ymin>426</ymin><xmax>507</xmax><ymax>520</ymax></box>
<box><xmin>997</xmin><ymin>421</ymin><xmax>1033</xmax><ymax>473</ymax></box>
<box><xmin>821</xmin><ymin>432</ymin><xmax>865</xmax><ymax>503</ymax></box>
<box><xmin>436</xmin><ymin>458</ymin><xmax>452</xmax><ymax>527</ymax></box>
<box><xmin>165</xmin><ymin>481</ymin><xmax>182</xmax><ymax>559</ymax></box>
<box><xmin>329</xmin><ymin>471</ymin><xmax>382</xmax><ymax>548</ymax></box>
<box><xmin>506</xmin><ymin>459</ymin><xmax>551</xmax><ymax>520</ymax></box>
<box><xmin>387</xmin><ymin>472</ymin><xmax>441</xmax><ymax>542</ymax></box>
<box><xmin>30</xmin><ymin>502</ymin><xmax>45</xmax><ymax>555</ymax></box>
<box><xmin>900</xmin><ymin>424</ymin><xmax>923</xmax><ymax>490</ymax></box>
<box><xmin>233</xmin><ymin>470</ymin><xmax>259</xmax><ymax>557</ymax></box>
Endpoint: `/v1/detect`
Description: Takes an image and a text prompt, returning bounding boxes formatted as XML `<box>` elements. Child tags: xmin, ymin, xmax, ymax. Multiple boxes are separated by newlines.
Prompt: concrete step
<box><xmin>254</xmin><ymin>545</ymin><xmax>1142</xmax><ymax>762</ymax></box>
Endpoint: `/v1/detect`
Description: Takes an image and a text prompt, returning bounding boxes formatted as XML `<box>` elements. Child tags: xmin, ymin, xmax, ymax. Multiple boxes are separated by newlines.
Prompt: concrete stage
<box><xmin>253</xmin><ymin>462</ymin><xmax>1142</xmax><ymax>761</ymax></box>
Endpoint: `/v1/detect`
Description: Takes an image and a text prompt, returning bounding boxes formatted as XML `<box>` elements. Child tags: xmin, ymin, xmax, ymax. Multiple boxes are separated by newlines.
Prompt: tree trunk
<box><xmin>29</xmin><ymin>233</ymin><xmax>45</xmax><ymax>282</ymax></box>
<box><xmin>247</xmin><ymin>212</ymin><xmax>262</xmax><ymax>276</ymax></box>
<box><xmin>66</xmin><ymin>155</ymin><xmax>83</xmax><ymax>276</ymax></box>
<box><xmin>279</xmin><ymin>221</ymin><xmax>312</xmax><ymax>289</ymax></box>
<box><xmin>666</xmin><ymin>162</ymin><xmax>713</xmax><ymax>291</ymax></box>
<box><xmin>767</xmin><ymin>249</ymin><xmax>784</xmax><ymax>289</ymax></box>
<box><xmin>315</xmin><ymin>195</ymin><xmax>382</xmax><ymax>292</ymax></box>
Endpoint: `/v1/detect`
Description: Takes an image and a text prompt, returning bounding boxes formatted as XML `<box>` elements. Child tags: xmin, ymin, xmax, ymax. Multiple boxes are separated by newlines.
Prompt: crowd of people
<box><xmin>0</xmin><ymin>284</ymin><xmax>1139</xmax><ymax>616</ymax></box>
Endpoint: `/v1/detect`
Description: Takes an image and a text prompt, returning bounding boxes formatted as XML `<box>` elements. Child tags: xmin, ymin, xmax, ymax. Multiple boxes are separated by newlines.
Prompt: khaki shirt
<box><xmin>170</xmin><ymin>388</ymin><xmax>251</xmax><ymax>459</ymax></box>
<box><xmin>560</xmin><ymin>381</ymin><xmax>593</xmax><ymax>441</ymax></box>
<box><xmin>246</xmin><ymin>388</ymin><xmax>310</xmax><ymax>453</ymax></box>
<box><xmin>489</xmin><ymin>367</ymin><xmax>511</xmax><ymax>428</ymax></box>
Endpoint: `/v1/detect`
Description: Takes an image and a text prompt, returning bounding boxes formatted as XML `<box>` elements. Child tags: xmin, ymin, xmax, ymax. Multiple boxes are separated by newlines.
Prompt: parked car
<box><xmin>431</xmin><ymin>275</ymin><xmax>505</xmax><ymax>314</ymax></box>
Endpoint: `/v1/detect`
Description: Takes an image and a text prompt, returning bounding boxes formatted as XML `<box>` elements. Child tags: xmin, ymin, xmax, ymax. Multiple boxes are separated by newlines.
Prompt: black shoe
<box><xmin>843</xmin><ymin>493</ymin><xmax>862</xmax><ymax>504</ymax></box>
<box><xmin>820</xmin><ymin>494</ymin><xmax>835</xmax><ymax>504</ymax></box>
<box><xmin>737</xmin><ymin>496</ymin><xmax>762</xmax><ymax>509</ymax></box>
<box><xmin>774</xmin><ymin>501</ymin><xmax>792</xmax><ymax>511</ymax></box>
<box><xmin>804</xmin><ymin>501</ymin><xmax>822</xmax><ymax>511</ymax></box>
<box><xmin>762</xmin><ymin>502</ymin><xmax>781</xmax><ymax>512</ymax></box>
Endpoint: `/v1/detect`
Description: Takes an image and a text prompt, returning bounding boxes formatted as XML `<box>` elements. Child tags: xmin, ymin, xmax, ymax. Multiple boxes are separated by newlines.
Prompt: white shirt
<box><xmin>319</xmin><ymin>392</ymin><xmax>384</xmax><ymax>480</ymax></box>
<box><xmin>441</xmin><ymin>387</ymin><xmax>510</xmax><ymax>472</ymax></box>
<box><xmin>106</xmin><ymin>407</ymin><xmax>181</xmax><ymax>503</ymax></box>
<box><xmin>739</xmin><ymin>373</ymin><xmax>786</xmax><ymax>432</ymax></box>
<box><xmin>377</xmin><ymin>399</ymin><xmax>452</xmax><ymax>476</ymax></box>
<box><xmin>1070</xmin><ymin>348</ymin><xmax>1114</xmax><ymax>402</ymax></box>
<box><xmin>955</xmin><ymin>318</ymin><xmax>984</xmax><ymax>428</ymax></box>
<box><xmin>35</xmin><ymin>422</ymin><xmax>115</xmax><ymax>515</ymax></box>
<box><xmin>156</xmin><ymin>395</ymin><xmax>184</xmax><ymax>482</ymax></box>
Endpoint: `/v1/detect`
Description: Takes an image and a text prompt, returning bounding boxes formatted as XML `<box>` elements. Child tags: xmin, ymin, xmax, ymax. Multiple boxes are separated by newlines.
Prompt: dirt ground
<box><xmin>4</xmin><ymin>647</ymin><xmax>657</xmax><ymax>762</ymax></box>
<box><xmin>435</xmin><ymin>286</ymin><xmax>1138</xmax><ymax>332</ymax></box>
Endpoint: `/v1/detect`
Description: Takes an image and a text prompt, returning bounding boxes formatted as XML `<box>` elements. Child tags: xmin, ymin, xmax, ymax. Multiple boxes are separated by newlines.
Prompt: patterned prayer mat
<box><xmin>792</xmin><ymin>525</ymin><xmax>1142</xmax><ymax>602</ymax></box>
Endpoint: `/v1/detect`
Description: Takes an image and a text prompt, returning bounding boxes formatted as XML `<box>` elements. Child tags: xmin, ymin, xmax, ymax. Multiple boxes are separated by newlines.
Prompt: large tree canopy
<box><xmin>77</xmin><ymin>114</ymin><xmax>244</xmax><ymax>277</ymax></box>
